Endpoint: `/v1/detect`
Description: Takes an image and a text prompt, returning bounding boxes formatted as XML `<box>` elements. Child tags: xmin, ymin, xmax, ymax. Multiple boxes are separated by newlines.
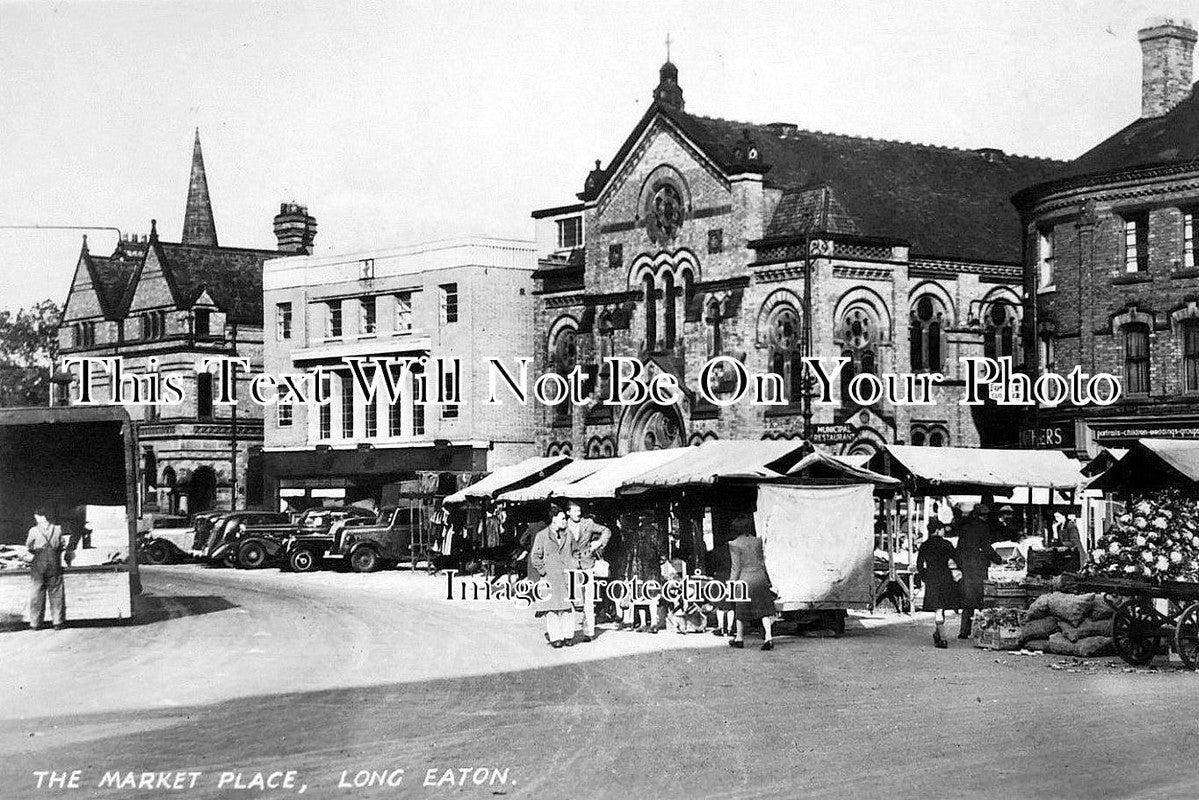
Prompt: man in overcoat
<box><xmin>530</xmin><ymin>502</ymin><xmax>580</xmax><ymax>648</ymax></box>
<box><xmin>953</xmin><ymin>503</ymin><xmax>1002</xmax><ymax>639</ymax></box>
<box><xmin>565</xmin><ymin>499</ymin><xmax>611</xmax><ymax>642</ymax></box>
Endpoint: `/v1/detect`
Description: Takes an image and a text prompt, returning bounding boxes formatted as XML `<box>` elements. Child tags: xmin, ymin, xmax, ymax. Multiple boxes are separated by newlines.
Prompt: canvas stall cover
<box><xmin>755</xmin><ymin>484</ymin><xmax>874</xmax><ymax>610</ymax></box>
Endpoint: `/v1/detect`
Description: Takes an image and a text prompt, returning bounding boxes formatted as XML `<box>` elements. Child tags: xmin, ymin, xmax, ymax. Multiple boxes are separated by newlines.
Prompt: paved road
<box><xmin>2</xmin><ymin>565</ymin><xmax>1199</xmax><ymax>800</ymax></box>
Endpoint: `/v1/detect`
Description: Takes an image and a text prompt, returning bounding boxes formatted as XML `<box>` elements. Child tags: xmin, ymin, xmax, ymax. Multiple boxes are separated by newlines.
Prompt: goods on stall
<box><xmin>972</xmin><ymin>607</ymin><xmax>1025</xmax><ymax>650</ymax></box>
<box><xmin>1019</xmin><ymin>591</ymin><xmax>1115</xmax><ymax>657</ymax></box>
<box><xmin>0</xmin><ymin>544</ymin><xmax>30</xmax><ymax>570</ymax></box>
<box><xmin>1087</xmin><ymin>490</ymin><xmax>1199</xmax><ymax>582</ymax></box>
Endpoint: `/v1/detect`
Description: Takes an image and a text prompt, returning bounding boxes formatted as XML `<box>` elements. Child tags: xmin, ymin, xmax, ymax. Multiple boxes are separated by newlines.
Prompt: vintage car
<box><xmin>330</xmin><ymin>504</ymin><xmax>425</xmax><ymax>573</ymax></box>
<box><xmin>136</xmin><ymin>514</ymin><xmax>194</xmax><ymax>565</ymax></box>
<box><xmin>232</xmin><ymin>506</ymin><xmax>376</xmax><ymax>569</ymax></box>
<box><xmin>282</xmin><ymin>514</ymin><xmax>377</xmax><ymax>573</ymax></box>
<box><xmin>201</xmin><ymin>511</ymin><xmax>291</xmax><ymax>564</ymax></box>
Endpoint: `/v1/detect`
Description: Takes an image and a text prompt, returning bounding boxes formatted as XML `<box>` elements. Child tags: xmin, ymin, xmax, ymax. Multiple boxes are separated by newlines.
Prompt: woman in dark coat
<box><xmin>916</xmin><ymin>526</ymin><xmax>960</xmax><ymax>648</ymax></box>
<box><xmin>727</xmin><ymin>517</ymin><xmax>776</xmax><ymax>651</ymax></box>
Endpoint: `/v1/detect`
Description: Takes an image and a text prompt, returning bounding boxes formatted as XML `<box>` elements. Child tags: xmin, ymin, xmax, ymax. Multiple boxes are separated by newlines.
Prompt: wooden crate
<box><xmin>0</xmin><ymin>566</ymin><xmax>132</xmax><ymax>625</ymax></box>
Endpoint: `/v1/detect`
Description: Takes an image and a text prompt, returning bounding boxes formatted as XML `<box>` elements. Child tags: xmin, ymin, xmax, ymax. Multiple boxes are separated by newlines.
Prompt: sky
<box><xmin>0</xmin><ymin>0</ymin><xmax>1194</xmax><ymax>311</ymax></box>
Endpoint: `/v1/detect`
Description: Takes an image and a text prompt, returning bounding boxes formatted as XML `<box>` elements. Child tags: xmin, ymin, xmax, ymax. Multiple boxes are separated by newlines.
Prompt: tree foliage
<box><xmin>0</xmin><ymin>300</ymin><xmax>62</xmax><ymax>407</ymax></box>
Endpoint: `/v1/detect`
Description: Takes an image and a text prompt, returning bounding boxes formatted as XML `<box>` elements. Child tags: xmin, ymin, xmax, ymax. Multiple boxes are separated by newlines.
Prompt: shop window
<box><xmin>1185</xmin><ymin>321</ymin><xmax>1199</xmax><ymax>392</ymax></box>
<box><xmin>1123</xmin><ymin>323</ymin><xmax>1150</xmax><ymax>394</ymax></box>
<box><xmin>1123</xmin><ymin>212</ymin><xmax>1149</xmax><ymax>273</ymax></box>
<box><xmin>909</xmin><ymin>295</ymin><xmax>943</xmax><ymax>372</ymax></box>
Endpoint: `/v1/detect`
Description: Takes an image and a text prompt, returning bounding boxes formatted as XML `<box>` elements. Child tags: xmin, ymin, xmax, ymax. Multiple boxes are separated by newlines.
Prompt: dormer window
<box><xmin>194</xmin><ymin>308</ymin><xmax>210</xmax><ymax>337</ymax></box>
<box><xmin>556</xmin><ymin>216</ymin><xmax>582</xmax><ymax>251</ymax></box>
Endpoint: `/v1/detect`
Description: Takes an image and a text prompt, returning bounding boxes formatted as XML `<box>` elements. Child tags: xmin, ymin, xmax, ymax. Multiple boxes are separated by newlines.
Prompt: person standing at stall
<box><xmin>565</xmin><ymin>499</ymin><xmax>611</xmax><ymax>643</ymax></box>
<box><xmin>916</xmin><ymin>524</ymin><xmax>960</xmax><ymax>648</ymax></box>
<box><xmin>953</xmin><ymin>503</ymin><xmax>1002</xmax><ymax>639</ymax></box>
<box><xmin>530</xmin><ymin>501</ymin><xmax>579</xmax><ymax>648</ymax></box>
<box><xmin>727</xmin><ymin>516</ymin><xmax>777</xmax><ymax>651</ymax></box>
<box><xmin>25</xmin><ymin>507</ymin><xmax>66</xmax><ymax>630</ymax></box>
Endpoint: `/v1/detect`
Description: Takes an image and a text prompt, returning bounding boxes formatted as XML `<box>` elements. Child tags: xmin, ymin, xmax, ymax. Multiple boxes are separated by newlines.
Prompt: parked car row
<box><xmin>136</xmin><ymin>504</ymin><xmax>426</xmax><ymax>573</ymax></box>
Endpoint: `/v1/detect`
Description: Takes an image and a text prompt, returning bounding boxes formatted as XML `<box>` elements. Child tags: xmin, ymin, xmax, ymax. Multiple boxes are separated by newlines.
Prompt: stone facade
<box><xmin>56</xmin><ymin>133</ymin><xmax>310</xmax><ymax>514</ymax></box>
<box><xmin>532</xmin><ymin>63</ymin><xmax>1062</xmax><ymax>459</ymax></box>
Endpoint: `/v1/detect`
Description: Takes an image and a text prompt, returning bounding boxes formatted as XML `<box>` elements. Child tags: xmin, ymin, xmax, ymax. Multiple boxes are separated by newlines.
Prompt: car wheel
<box><xmin>239</xmin><ymin>541</ymin><xmax>268</xmax><ymax>570</ymax></box>
<box><xmin>350</xmin><ymin>546</ymin><xmax>380</xmax><ymax>573</ymax></box>
<box><xmin>289</xmin><ymin>549</ymin><xmax>317</xmax><ymax>573</ymax></box>
<box><xmin>143</xmin><ymin>540</ymin><xmax>171</xmax><ymax>566</ymax></box>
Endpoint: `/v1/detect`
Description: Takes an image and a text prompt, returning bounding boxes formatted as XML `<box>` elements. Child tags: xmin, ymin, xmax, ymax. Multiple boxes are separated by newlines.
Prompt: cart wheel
<box><xmin>1175</xmin><ymin>603</ymin><xmax>1199</xmax><ymax>671</ymax></box>
<box><xmin>1112</xmin><ymin>598</ymin><xmax>1162</xmax><ymax>666</ymax></box>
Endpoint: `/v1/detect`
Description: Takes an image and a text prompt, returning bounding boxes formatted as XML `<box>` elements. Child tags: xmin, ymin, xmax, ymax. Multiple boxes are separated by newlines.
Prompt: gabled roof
<box><xmin>81</xmin><ymin>249</ymin><xmax>139</xmax><ymax>320</ymax></box>
<box><xmin>1015</xmin><ymin>85</ymin><xmax>1199</xmax><ymax>203</ymax></box>
<box><xmin>765</xmin><ymin>185</ymin><xmax>862</xmax><ymax>238</ymax></box>
<box><xmin>584</xmin><ymin>101</ymin><xmax>1063</xmax><ymax>264</ymax></box>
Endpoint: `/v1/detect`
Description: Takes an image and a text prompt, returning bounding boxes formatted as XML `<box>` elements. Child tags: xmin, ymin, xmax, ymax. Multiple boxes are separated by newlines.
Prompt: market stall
<box><xmin>867</xmin><ymin>444</ymin><xmax>1088</xmax><ymax>614</ymax></box>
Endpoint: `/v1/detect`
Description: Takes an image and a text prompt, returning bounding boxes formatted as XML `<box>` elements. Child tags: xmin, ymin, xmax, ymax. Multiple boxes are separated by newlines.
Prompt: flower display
<box><xmin>1087</xmin><ymin>490</ymin><xmax>1199</xmax><ymax>582</ymax></box>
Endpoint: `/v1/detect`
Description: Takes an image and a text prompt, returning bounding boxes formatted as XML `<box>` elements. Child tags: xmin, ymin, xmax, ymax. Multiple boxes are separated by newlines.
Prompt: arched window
<box><xmin>910</xmin><ymin>427</ymin><xmax>927</xmax><ymax>446</ymax></box>
<box><xmin>550</xmin><ymin>325</ymin><xmax>577</xmax><ymax>422</ymax></box>
<box><xmin>643</xmin><ymin>274</ymin><xmax>657</xmax><ymax>351</ymax></box>
<box><xmin>928</xmin><ymin>427</ymin><xmax>947</xmax><ymax>447</ymax></box>
<box><xmin>984</xmin><ymin>302</ymin><xmax>1017</xmax><ymax>361</ymax></box>
<box><xmin>1123</xmin><ymin>323</ymin><xmax>1150</xmax><ymax>394</ymax></box>
<box><xmin>838</xmin><ymin>306</ymin><xmax>878</xmax><ymax>405</ymax></box>
<box><xmin>910</xmin><ymin>295</ymin><xmax>944</xmax><ymax>372</ymax></box>
<box><xmin>768</xmin><ymin>305</ymin><xmax>804</xmax><ymax>403</ymax></box>
<box><xmin>663</xmin><ymin>272</ymin><xmax>676</xmax><ymax>349</ymax></box>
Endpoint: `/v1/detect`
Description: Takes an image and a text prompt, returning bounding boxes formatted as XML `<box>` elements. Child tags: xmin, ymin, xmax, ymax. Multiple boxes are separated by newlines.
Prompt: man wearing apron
<box><xmin>26</xmin><ymin>507</ymin><xmax>66</xmax><ymax>630</ymax></box>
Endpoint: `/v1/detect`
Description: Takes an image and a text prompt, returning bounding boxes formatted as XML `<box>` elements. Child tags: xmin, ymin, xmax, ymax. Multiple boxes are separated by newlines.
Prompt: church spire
<box><xmin>182</xmin><ymin>128</ymin><xmax>218</xmax><ymax>247</ymax></box>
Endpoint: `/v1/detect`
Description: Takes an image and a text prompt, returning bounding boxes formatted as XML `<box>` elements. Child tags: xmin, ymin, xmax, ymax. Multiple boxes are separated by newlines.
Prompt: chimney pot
<box><xmin>1139</xmin><ymin>17</ymin><xmax>1197</xmax><ymax>118</ymax></box>
<box><xmin>273</xmin><ymin>203</ymin><xmax>317</xmax><ymax>255</ymax></box>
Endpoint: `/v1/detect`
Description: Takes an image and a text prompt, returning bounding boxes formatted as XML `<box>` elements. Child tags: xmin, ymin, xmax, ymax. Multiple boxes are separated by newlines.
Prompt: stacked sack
<box><xmin>1019</xmin><ymin>591</ymin><xmax>1115</xmax><ymax>657</ymax></box>
<box><xmin>1087</xmin><ymin>490</ymin><xmax>1199</xmax><ymax>581</ymax></box>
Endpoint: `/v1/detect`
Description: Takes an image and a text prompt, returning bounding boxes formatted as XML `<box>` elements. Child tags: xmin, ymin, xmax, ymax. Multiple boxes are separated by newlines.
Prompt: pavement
<box><xmin>2</xmin><ymin>564</ymin><xmax>1199</xmax><ymax>800</ymax></box>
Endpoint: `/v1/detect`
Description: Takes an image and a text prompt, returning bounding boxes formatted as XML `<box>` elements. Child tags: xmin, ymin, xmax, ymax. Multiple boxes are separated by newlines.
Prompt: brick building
<box><xmin>57</xmin><ymin>131</ymin><xmax>316</xmax><ymax>513</ymax></box>
<box><xmin>1014</xmin><ymin>18</ymin><xmax>1199</xmax><ymax>455</ymax></box>
<box><xmin>260</xmin><ymin>237</ymin><xmax>538</xmax><ymax>510</ymax></box>
<box><xmin>532</xmin><ymin>61</ymin><xmax>1063</xmax><ymax>459</ymax></box>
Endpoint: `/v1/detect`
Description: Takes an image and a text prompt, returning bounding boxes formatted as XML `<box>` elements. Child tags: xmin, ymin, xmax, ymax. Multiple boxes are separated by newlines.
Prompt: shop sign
<box><xmin>810</xmin><ymin>423</ymin><xmax>856</xmax><ymax>444</ymax></box>
<box><xmin>1093</xmin><ymin>422</ymin><xmax>1199</xmax><ymax>443</ymax></box>
<box><xmin>1020</xmin><ymin>423</ymin><xmax>1076</xmax><ymax>449</ymax></box>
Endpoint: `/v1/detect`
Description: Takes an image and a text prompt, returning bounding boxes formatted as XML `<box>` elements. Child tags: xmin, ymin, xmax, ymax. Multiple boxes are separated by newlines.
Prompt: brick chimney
<box><xmin>1139</xmin><ymin>17</ymin><xmax>1197</xmax><ymax>118</ymax></box>
<box><xmin>273</xmin><ymin>202</ymin><xmax>317</xmax><ymax>255</ymax></box>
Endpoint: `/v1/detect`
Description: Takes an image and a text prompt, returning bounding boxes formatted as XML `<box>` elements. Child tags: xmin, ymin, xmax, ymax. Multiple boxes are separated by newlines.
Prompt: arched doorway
<box><xmin>189</xmin><ymin>465</ymin><xmax>217</xmax><ymax>513</ymax></box>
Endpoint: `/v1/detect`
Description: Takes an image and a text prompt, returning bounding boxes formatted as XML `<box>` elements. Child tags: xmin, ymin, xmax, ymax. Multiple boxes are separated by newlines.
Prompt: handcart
<box><xmin>1061</xmin><ymin>573</ymin><xmax>1199</xmax><ymax>669</ymax></box>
